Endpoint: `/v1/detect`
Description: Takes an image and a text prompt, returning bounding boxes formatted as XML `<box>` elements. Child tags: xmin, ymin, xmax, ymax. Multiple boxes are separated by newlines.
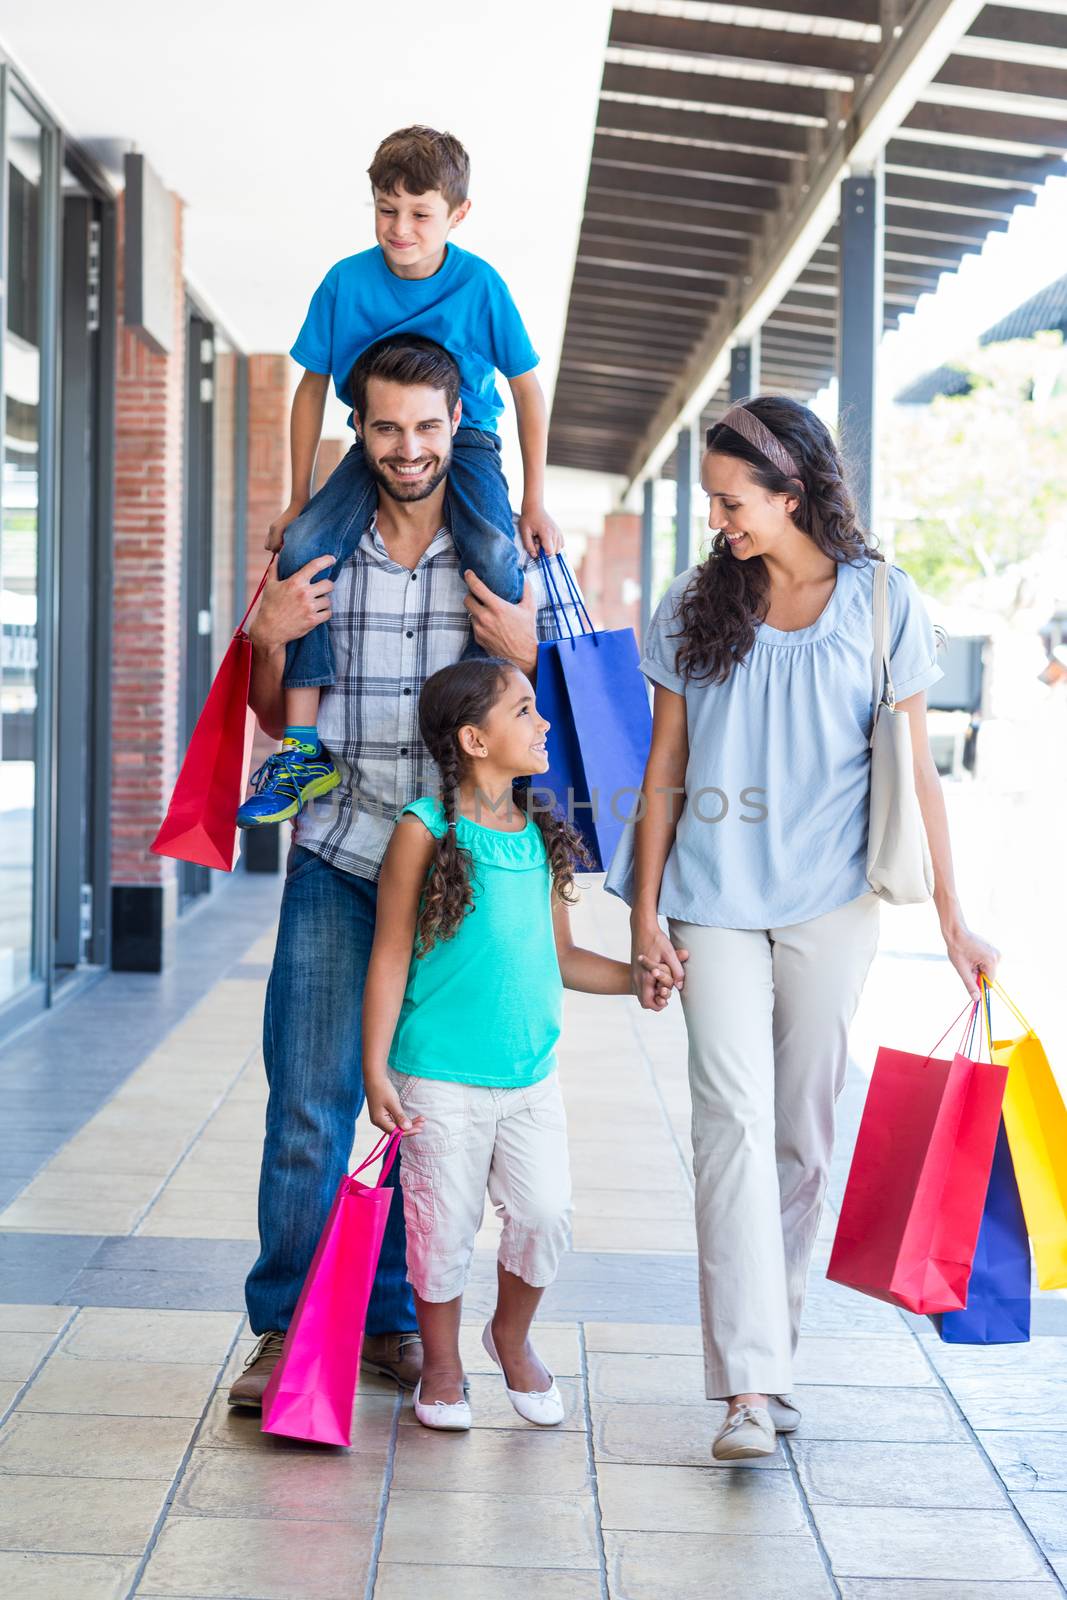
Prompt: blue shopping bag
<box><xmin>932</xmin><ymin>1118</ymin><xmax>1031</xmax><ymax>1345</ymax></box>
<box><xmin>533</xmin><ymin>556</ymin><xmax>652</xmax><ymax>871</ymax></box>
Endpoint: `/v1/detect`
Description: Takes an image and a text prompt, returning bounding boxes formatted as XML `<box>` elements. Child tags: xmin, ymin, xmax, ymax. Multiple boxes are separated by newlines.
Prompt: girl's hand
<box><xmin>364</xmin><ymin>1080</ymin><xmax>423</xmax><ymax>1138</ymax></box>
<box><xmin>943</xmin><ymin>922</ymin><xmax>1000</xmax><ymax>1002</ymax></box>
<box><xmin>631</xmin><ymin>920</ymin><xmax>687</xmax><ymax>1010</ymax></box>
<box><xmin>634</xmin><ymin>954</ymin><xmax>678</xmax><ymax>1011</ymax></box>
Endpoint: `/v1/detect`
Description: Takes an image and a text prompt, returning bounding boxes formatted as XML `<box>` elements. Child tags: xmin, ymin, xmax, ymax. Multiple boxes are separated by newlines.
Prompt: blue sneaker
<box><xmin>237</xmin><ymin>739</ymin><xmax>340</xmax><ymax>828</ymax></box>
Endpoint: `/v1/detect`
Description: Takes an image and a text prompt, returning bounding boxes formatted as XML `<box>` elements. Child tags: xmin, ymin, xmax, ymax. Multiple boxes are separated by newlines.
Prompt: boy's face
<box><xmin>356</xmin><ymin>377</ymin><xmax>461</xmax><ymax>503</ymax></box>
<box><xmin>373</xmin><ymin>184</ymin><xmax>470</xmax><ymax>276</ymax></box>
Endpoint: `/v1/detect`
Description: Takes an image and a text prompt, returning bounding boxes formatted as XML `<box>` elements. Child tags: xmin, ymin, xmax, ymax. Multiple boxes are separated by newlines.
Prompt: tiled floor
<box><xmin>0</xmin><ymin>871</ymin><xmax>1065</xmax><ymax>1599</ymax></box>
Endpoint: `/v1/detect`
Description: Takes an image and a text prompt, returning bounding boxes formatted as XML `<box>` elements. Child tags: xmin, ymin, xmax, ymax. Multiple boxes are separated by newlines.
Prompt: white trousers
<box><xmin>670</xmin><ymin>893</ymin><xmax>880</xmax><ymax>1399</ymax></box>
<box><xmin>391</xmin><ymin>1069</ymin><xmax>573</xmax><ymax>1303</ymax></box>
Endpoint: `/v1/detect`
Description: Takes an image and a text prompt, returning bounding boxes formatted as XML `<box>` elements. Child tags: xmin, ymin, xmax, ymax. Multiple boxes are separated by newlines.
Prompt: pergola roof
<box><xmin>547</xmin><ymin>0</ymin><xmax>1067</xmax><ymax>482</ymax></box>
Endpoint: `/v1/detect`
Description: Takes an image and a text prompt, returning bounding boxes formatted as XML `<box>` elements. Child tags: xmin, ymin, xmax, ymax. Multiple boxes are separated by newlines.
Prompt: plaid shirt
<box><xmin>294</xmin><ymin>521</ymin><xmax>584</xmax><ymax>881</ymax></box>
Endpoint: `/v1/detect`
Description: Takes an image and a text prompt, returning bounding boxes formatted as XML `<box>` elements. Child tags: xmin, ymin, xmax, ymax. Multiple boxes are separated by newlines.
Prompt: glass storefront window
<box><xmin>0</xmin><ymin>94</ymin><xmax>44</xmax><ymax>1006</ymax></box>
<box><xmin>212</xmin><ymin>332</ymin><xmax>238</xmax><ymax>671</ymax></box>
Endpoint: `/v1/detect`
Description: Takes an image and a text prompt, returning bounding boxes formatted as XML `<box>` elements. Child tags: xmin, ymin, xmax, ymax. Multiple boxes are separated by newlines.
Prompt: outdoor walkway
<box><xmin>0</xmin><ymin>870</ymin><xmax>1064</xmax><ymax>1600</ymax></box>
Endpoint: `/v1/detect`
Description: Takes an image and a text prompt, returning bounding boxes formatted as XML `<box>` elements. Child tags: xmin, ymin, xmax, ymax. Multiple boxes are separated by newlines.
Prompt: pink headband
<box><xmin>717</xmin><ymin>404</ymin><xmax>801</xmax><ymax>482</ymax></box>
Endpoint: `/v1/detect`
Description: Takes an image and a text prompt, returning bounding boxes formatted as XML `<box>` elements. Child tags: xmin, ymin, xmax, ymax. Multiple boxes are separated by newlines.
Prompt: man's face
<box><xmin>356</xmin><ymin>377</ymin><xmax>461</xmax><ymax>503</ymax></box>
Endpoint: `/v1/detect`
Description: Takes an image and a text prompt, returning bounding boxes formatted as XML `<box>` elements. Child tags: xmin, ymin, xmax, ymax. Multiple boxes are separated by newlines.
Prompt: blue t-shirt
<box><xmin>290</xmin><ymin>244</ymin><xmax>538</xmax><ymax>433</ymax></box>
<box><xmin>605</xmin><ymin>559</ymin><xmax>943</xmax><ymax>929</ymax></box>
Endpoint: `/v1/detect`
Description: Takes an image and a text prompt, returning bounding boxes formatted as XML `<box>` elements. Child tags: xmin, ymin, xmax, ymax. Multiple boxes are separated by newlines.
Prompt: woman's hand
<box><xmin>633</xmin><ymin>954</ymin><xmax>679</xmax><ymax>1011</ymax></box>
<box><xmin>631</xmin><ymin>917</ymin><xmax>688</xmax><ymax>1011</ymax></box>
<box><xmin>942</xmin><ymin>921</ymin><xmax>1000</xmax><ymax>1002</ymax></box>
<box><xmin>364</xmin><ymin>1078</ymin><xmax>423</xmax><ymax>1138</ymax></box>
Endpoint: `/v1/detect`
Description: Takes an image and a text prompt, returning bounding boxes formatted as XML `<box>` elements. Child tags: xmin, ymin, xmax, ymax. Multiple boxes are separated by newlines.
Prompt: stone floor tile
<box><xmin>0</xmin><ymin>1305</ymin><xmax>72</xmax><ymax>1334</ymax></box>
<box><xmin>592</xmin><ymin>1401</ymin><xmax>786</xmax><ymax>1469</ymax></box>
<box><xmin>791</xmin><ymin>1438</ymin><xmax>1005</xmax><ymax>1508</ymax></box>
<box><xmin>0</xmin><ymin>1198</ymin><xmax>147</xmax><ymax>1234</ymax></box>
<box><xmin>980</xmin><ymin>1430</ymin><xmax>1067</xmax><ymax>1493</ymax></box>
<box><xmin>569</xmin><ymin>1186</ymin><xmax>694</xmax><ymax>1221</ymax></box>
<box><xmin>391</xmin><ymin>1423</ymin><xmax>590</xmax><ymax>1496</ymax></box>
<box><xmin>943</xmin><ymin>1375</ymin><xmax>1067</xmax><ymax>1432</ymax></box>
<box><xmin>571</xmin><ymin>1216</ymin><xmax>697</xmax><ymax>1253</ymax></box>
<box><xmin>0</xmin><ymin>1331</ymin><xmax>57</xmax><ymax>1383</ymax></box>
<box><xmin>811</xmin><ymin>1504</ymin><xmax>1050</xmax><ymax>1582</ymax></box>
<box><xmin>197</xmin><ymin>1384</ymin><xmax>396</xmax><ymax>1455</ymax></box>
<box><xmin>927</xmin><ymin>1337</ymin><xmax>1067</xmax><ymax>1381</ymax></box>
<box><xmin>800</xmin><ymin>1280</ymin><xmax>910</xmax><ymax>1338</ymax></box>
<box><xmin>0</xmin><ymin>1552</ymin><xmax>140</xmax><ymax>1599</ymax></box>
<box><xmin>836</xmin><ymin>1583</ymin><xmax>1059</xmax><ymax>1598</ymax></box>
<box><xmin>374</xmin><ymin>1565</ymin><xmax>601</xmax><ymax>1600</ymax></box>
<box><xmin>793</xmin><ymin>1335</ymin><xmax>935</xmax><ymax>1388</ymax></box>
<box><xmin>0</xmin><ymin>1471</ymin><xmax>169</xmax><ymax>1554</ymax></box>
<box><xmin>397</xmin><ymin>1373</ymin><xmax>584</xmax><ymax>1432</ymax></box>
<box><xmin>173</xmin><ymin>1443</ymin><xmax>385</xmax><ymax>1520</ymax></box>
<box><xmin>457</xmin><ymin>1320</ymin><xmax>579</xmax><ymax>1377</ymax></box>
<box><xmin>604</xmin><ymin>1529</ymin><xmax>833</xmax><ymax>1599</ymax></box>
<box><xmin>0</xmin><ymin>1412</ymin><xmax>195</xmax><ymax>1478</ymax></box>
<box><xmin>138</xmin><ymin>1515</ymin><xmax>373</xmax><ymax>1598</ymax></box>
<box><xmin>597</xmin><ymin>1461</ymin><xmax>806</xmax><ymax>1534</ymax></box>
<box><xmin>792</xmin><ymin>1383</ymin><xmax>967</xmax><ymax>1442</ymax></box>
<box><xmin>137</xmin><ymin>1202</ymin><xmax>259</xmax><ymax>1241</ymax></box>
<box><xmin>19</xmin><ymin>1355</ymin><xmax>219</xmax><ymax>1418</ymax></box>
<box><xmin>47</xmin><ymin>1136</ymin><xmax>185</xmax><ymax>1177</ymax></box>
<box><xmin>587</xmin><ymin>1351</ymin><xmax>705</xmax><ymax>1406</ymax></box>
<box><xmin>380</xmin><ymin>1488</ymin><xmax>598</xmax><ymax>1570</ymax></box>
<box><xmin>0</xmin><ymin>1382</ymin><xmax>21</xmax><ymax>1413</ymax></box>
<box><xmin>59</xmin><ymin>1307</ymin><xmax>241</xmax><ymax>1365</ymax></box>
<box><xmin>1012</xmin><ymin>1491</ymin><xmax>1067</xmax><ymax>1556</ymax></box>
<box><xmin>563</xmin><ymin>1139</ymin><xmax>687</xmax><ymax>1189</ymax></box>
<box><xmin>584</xmin><ymin>1322</ymin><xmax>703</xmax><ymax>1357</ymax></box>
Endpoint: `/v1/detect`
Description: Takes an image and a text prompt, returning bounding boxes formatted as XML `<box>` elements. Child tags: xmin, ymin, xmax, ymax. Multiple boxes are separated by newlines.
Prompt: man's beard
<box><xmin>365</xmin><ymin>446</ymin><xmax>452</xmax><ymax>504</ymax></box>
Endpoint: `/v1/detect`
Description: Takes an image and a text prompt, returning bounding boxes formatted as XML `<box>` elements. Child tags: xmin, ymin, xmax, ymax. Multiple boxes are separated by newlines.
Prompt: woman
<box><xmin>609</xmin><ymin>397</ymin><xmax>998</xmax><ymax>1462</ymax></box>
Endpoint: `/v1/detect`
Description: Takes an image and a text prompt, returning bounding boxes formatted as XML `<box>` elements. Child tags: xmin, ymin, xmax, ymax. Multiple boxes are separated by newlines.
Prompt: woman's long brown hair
<box><xmin>674</xmin><ymin>395</ymin><xmax>881</xmax><ymax>685</ymax></box>
<box><xmin>415</xmin><ymin>658</ymin><xmax>592</xmax><ymax>954</ymax></box>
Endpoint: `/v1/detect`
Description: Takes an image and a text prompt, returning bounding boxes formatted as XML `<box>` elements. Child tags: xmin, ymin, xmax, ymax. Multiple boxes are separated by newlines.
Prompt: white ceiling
<box><xmin>0</xmin><ymin>0</ymin><xmax>615</xmax><ymax>505</ymax></box>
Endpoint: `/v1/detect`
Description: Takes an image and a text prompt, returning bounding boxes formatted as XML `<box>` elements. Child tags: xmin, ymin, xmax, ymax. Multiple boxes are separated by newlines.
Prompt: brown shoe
<box><xmin>361</xmin><ymin>1331</ymin><xmax>423</xmax><ymax>1391</ymax></box>
<box><xmin>227</xmin><ymin>1330</ymin><xmax>286</xmax><ymax>1409</ymax></box>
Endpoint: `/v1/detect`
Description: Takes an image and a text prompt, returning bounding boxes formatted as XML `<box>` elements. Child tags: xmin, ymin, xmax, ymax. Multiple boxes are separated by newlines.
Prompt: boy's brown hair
<box><xmin>368</xmin><ymin>126</ymin><xmax>470</xmax><ymax>210</ymax></box>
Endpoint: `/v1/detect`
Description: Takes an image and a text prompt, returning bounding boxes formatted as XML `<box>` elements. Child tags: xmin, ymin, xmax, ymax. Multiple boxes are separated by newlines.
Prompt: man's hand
<box><xmin>463</xmin><ymin>571</ymin><xmax>538</xmax><ymax>675</ymax></box>
<box><xmin>265</xmin><ymin>500</ymin><xmax>307</xmax><ymax>553</ymax></box>
<box><xmin>248</xmin><ymin>555</ymin><xmax>336</xmax><ymax>654</ymax></box>
<box><xmin>518</xmin><ymin>504</ymin><xmax>564</xmax><ymax>559</ymax></box>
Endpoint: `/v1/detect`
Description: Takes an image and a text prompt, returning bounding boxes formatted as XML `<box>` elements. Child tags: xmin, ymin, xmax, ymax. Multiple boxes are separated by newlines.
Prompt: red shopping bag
<box><xmin>827</xmin><ymin>1001</ymin><xmax>1007</xmax><ymax>1313</ymax></box>
<box><xmin>262</xmin><ymin>1131</ymin><xmax>402</xmax><ymax>1447</ymax></box>
<box><xmin>151</xmin><ymin>560</ymin><xmax>274</xmax><ymax>871</ymax></box>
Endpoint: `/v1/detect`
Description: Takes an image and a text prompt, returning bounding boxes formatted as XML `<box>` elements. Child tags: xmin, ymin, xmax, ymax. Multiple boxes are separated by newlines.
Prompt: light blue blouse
<box><xmin>605</xmin><ymin>559</ymin><xmax>943</xmax><ymax>930</ymax></box>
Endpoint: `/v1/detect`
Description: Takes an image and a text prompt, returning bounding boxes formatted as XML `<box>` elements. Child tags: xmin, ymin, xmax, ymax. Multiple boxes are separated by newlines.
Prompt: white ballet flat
<box><xmin>481</xmin><ymin>1322</ymin><xmax>565</xmax><ymax>1427</ymax></box>
<box><xmin>412</xmin><ymin>1378</ymin><xmax>471</xmax><ymax>1431</ymax></box>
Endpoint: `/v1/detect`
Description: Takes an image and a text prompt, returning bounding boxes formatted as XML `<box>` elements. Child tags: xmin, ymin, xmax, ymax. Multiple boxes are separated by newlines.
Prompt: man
<box><xmin>229</xmin><ymin>334</ymin><xmax>583</xmax><ymax>1405</ymax></box>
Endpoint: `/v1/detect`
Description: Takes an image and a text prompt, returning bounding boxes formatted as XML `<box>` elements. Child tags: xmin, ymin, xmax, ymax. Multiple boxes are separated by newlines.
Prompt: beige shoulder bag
<box><xmin>866</xmin><ymin>560</ymin><xmax>934</xmax><ymax>905</ymax></box>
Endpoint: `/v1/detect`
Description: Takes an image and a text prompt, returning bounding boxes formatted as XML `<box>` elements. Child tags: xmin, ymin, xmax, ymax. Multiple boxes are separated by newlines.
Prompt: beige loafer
<box><xmin>712</xmin><ymin>1403</ymin><xmax>777</xmax><ymax>1461</ymax></box>
<box><xmin>768</xmin><ymin>1393</ymin><xmax>801</xmax><ymax>1433</ymax></box>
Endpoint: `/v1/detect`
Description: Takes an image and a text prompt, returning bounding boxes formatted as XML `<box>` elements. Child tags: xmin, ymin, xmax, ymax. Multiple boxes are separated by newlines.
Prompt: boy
<box><xmin>237</xmin><ymin>125</ymin><xmax>561</xmax><ymax>829</ymax></box>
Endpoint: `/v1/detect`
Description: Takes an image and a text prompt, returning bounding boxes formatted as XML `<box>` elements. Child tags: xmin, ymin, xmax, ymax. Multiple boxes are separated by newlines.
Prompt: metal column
<box><xmin>838</xmin><ymin>164</ymin><xmax>884</xmax><ymax>530</ymax></box>
<box><xmin>729</xmin><ymin>335</ymin><xmax>761</xmax><ymax>402</ymax></box>
<box><xmin>674</xmin><ymin>423</ymin><xmax>695</xmax><ymax>575</ymax></box>
<box><xmin>640</xmin><ymin>478</ymin><xmax>654</xmax><ymax>644</ymax></box>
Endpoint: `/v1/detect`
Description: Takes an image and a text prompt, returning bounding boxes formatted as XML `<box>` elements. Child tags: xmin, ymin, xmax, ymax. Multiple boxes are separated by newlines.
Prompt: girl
<box><xmin>362</xmin><ymin>657</ymin><xmax>674</xmax><ymax>1430</ymax></box>
<box><xmin>609</xmin><ymin>397</ymin><xmax>998</xmax><ymax>1461</ymax></box>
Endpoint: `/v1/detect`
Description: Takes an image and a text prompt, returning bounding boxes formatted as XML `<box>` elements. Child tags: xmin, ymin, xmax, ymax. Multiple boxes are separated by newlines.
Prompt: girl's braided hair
<box><xmin>675</xmin><ymin>395</ymin><xmax>881</xmax><ymax>685</ymax></box>
<box><xmin>415</xmin><ymin>658</ymin><xmax>591</xmax><ymax>954</ymax></box>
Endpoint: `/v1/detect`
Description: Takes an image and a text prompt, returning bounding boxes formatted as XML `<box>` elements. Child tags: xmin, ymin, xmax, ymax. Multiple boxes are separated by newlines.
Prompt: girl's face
<box><xmin>701</xmin><ymin>451</ymin><xmax>801</xmax><ymax>562</ymax></box>
<box><xmin>462</xmin><ymin>671</ymin><xmax>550</xmax><ymax>778</ymax></box>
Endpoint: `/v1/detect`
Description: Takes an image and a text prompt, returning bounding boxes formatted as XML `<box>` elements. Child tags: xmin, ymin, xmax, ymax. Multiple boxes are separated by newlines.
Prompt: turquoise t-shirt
<box><xmin>388</xmin><ymin>797</ymin><xmax>562</xmax><ymax>1088</ymax></box>
<box><xmin>605</xmin><ymin>559</ymin><xmax>943</xmax><ymax>929</ymax></box>
<box><xmin>290</xmin><ymin>244</ymin><xmax>539</xmax><ymax>432</ymax></box>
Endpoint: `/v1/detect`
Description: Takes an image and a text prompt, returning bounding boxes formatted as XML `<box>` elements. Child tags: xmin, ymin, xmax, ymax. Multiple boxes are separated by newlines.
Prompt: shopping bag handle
<box><xmin>350</xmin><ymin>1129</ymin><xmax>405</xmax><ymax>1187</ymax></box>
<box><xmin>982</xmin><ymin>974</ymin><xmax>1035</xmax><ymax>1037</ymax></box>
<box><xmin>537</xmin><ymin>553</ymin><xmax>598</xmax><ymax>650</ymax></box>
<box><xmin>235</xmin><ymin>556</ymin><xmax>277</xmax><ymax>638</ymax></box>
<box><xmin>922</xmin><ymin>999</ymin><xmax>982</xmax><ymax>1067</ymax></box>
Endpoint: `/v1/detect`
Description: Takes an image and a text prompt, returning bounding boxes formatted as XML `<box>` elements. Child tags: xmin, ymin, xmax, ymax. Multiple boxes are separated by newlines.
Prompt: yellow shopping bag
<box><xmin>986</xmin><ymin>978</ymin><xmax>1067</xmax><ymax>1289</ymax></box>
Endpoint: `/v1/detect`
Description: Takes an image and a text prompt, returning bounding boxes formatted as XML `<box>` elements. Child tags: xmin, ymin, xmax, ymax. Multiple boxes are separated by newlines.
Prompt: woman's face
<box><xmin>701</xmin><ymin>451</ymin><xmax>800</xmax><ymax>562</ymax></box>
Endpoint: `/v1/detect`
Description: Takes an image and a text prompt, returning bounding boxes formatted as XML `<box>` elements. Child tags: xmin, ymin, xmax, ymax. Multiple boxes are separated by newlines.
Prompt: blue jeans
<box><xmin>279</xmin><ymin>427</ymin><xmax>523</xmax><ymax>688</ymax></box>
<box><xmin>245</xmin><ymin>844</ymin><xmax>416</xmax><ymax>1336</ymax></box>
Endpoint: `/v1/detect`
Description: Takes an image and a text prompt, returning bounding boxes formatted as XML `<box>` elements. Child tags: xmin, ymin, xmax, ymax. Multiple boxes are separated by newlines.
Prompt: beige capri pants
<box><xmin>670</xmin><ymin>892</ymin><xmax>880</xmax><ymax>1399</ymax></box>
<box><xmin>390</xmin><ymin>1069</ymin><xmax>573</xmax><ymax>1303</ymax></box>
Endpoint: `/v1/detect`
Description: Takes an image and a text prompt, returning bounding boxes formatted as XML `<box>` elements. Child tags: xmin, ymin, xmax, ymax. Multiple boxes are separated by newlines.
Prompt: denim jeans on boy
<box><xmin>245</xmin><ymin>844</ymin><xmax>416</xmax><ymax>1337</ymax></box>
<box><xmin>279</xmin><ymin>428</ymin><xmax>523</xmax><ymax>689</ymax></box>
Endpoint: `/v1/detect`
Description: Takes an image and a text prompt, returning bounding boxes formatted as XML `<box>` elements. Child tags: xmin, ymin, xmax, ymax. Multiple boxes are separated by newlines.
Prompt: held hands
<box><xmin>631</xmin><ymin>921</ymin><xmax>689</xmax><ymax>1013</ymax></box>
<box><xmin>633</xmin><ymin>954</ymin><xmax>680</xmax><ymax>1011</ymax></box>
<box><xmin>364</xmin><ymin>1078</ymin><xmax>425</xmax><ymax>1139</ymax></box>
<box><xmin>518</xmin><ymin>503</ymin><xmax>564</xmax><ymax>559</ymax></box>
<box><xmin>943</xmin><ymin>921</ymin><xmax>1000</xmax><ymax>1002</ymax></box>
<box><xmin>265</xmin><ymin>501</ymin><xmax>307</xmax><ymax>553</ymax></box>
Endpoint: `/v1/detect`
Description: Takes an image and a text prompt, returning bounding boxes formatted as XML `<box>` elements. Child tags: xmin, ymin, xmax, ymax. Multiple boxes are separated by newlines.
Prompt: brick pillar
<box><xmin>313</xmin><ymin>437</ymin><xmax>347</xmax><ymax>493</ymax></box>
<box><xmin>597</xmin><ymin>511</ymin><xmax>641</xmax><ymax>635</ymax></box>
<box><xmin>110</xmin><ymin>190</ymin><xmax>186</xmax><ymax>971</ymax></box>
<box><xmin>242</xmin><ymin>355</ymin><xmax>293</xmax><ymax>873</ymax></box>
<box><xmin>577</xmin><ymin>533</ymin><xmax>605</xmax><ymax>628</ymax></box>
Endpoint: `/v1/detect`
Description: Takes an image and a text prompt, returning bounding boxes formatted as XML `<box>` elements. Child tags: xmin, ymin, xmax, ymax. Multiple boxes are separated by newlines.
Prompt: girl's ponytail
<box><xmin>416</xmin><ymin>739</ymin><xmax>475</xmax><ymax>955</ymax></box>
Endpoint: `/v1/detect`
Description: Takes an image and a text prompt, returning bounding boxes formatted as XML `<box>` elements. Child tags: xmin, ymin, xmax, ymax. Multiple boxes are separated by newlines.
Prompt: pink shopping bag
<box><xmin>261</xmin><ymin>1130</ymin><xmax>403</xmax><ymax>1446</ymax></box>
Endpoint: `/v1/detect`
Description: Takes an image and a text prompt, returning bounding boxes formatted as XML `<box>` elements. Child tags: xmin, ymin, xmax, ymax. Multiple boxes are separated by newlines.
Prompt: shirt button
<box><xmin>410</xmin><ymin>573</ymin><xmax>417</xmax><ymax>582</ymax></box>
<box><xmin>400</xmin><ymin>747</ymin><xmax>409</xmax><ymax>757</ymax></box>
<box><xmin>403</xmin><ymin>687</ymin><xmax>411</xmax><ymax>695</ymax></box>
<box><xmin>406</xmin><ymin>630</ymin><xmax>414</xmax><ymax>639</ymax></box>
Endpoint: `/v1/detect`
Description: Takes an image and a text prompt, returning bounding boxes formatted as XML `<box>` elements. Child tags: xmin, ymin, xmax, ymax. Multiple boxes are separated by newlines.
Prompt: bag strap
<box><xmin>538</xmin><ymin>552</ymin><xmax>596</xmax><ymax>649</ymax></box>
<box><xmin>349</xmin><ymin>1128</ymin><xmax>404</xmax><ymax>1186</ymax></box>
<box><xmin>555</xmin><ymin>554</ymin><xmax>598</xmax><ymax>640</ymax></box>
<box><xmin>985</xmin><ymin>975</ymin><xmax>1035</xmax><ymax>1036</ymax></box>
<box><xmin>871</xmin><ymin>560</ymin><xmax>895</xmax><ymax>719</ymax></box>
<box><xmin>921</xmin><ymin>999</ymin><xmax>978</xmax><ymax>1067</ymax></box>
<box><xmin>236</xmin><ymin>556</ymin><xmax>277</xmax><ymax>637</ymax></box>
